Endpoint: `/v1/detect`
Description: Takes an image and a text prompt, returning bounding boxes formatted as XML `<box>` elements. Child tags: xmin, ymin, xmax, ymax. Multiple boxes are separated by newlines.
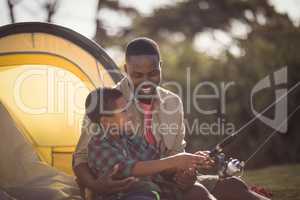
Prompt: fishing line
<box><xmin>244</xmin><ymin>103</ymin><xmax>300</xmax><ymax>165</ymax></box>
<box><xmin>212</xmin><ymin>82</ymin><xmax>300</xmax><ymax>152</ymax></box>
<box><xmin>233</xmin><ymin>82</ymin><xmax>300</xmax><ymax>136</ymax></box>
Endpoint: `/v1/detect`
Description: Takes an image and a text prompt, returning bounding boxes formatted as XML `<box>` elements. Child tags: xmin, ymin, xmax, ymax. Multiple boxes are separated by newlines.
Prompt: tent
<box><xmin>0</xmin><ymin>22</ymin><xmax>123</xmax><ymax>198</ymax></box>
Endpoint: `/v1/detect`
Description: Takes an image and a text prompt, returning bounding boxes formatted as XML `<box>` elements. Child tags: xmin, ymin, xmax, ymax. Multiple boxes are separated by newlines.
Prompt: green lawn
<box><xmin>243</xmin><ymin>164</ymin><xmax>300</xmax><ymax>200</ymax></box>
<box><xmin>53</xmin><ymin>155</ymin><xmax>300</xmax><ymax>200</ymax></box>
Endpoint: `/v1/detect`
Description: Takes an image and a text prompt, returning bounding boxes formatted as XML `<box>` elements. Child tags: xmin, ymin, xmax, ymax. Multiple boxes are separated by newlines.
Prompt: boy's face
<box><xmin>125</xmin><ymin>55</ymin><xmax>161</xmax><ymax>100</ymax></box>
<box><xmin>100</xmin><ymin>97</ymin><xmax>132</xmax><ymax>135</ymax></box>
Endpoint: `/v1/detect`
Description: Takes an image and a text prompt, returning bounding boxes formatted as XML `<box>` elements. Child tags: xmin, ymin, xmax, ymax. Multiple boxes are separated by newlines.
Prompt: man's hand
<box><xmin>173</xmin><ymin>151</ymin><xmax>214</xmax><ymax>190</ymax></box>
<box><xmin>92</xmin><ymin>164</ymin><xmax>138</xmax><ymax>194</ymax></box>
<box><xmin>174</xmin><ymin>168</ymin><xmax>197</xmax><ymax>190</ymax></box>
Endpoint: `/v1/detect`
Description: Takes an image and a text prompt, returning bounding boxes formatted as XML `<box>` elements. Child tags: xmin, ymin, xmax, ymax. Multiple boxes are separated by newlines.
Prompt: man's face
<box><xmin>125</xmin><ymin>55</ymin><xmax>161</xmax><ymax>100</ymax></box>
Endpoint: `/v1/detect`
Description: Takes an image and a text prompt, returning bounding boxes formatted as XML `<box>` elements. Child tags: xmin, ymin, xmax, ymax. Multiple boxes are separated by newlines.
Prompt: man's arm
<box><xmin>158</xmin><ymin>96</ymin><xmax>186</xmax><ymax>178</ymax></box>
<box><xmin>166</xmin><ymin>96</ymin><xmax>186</xmax><ymax>156</ymax></box>
<box><xmin>73</xmin><ymin>163</ymin><xmax>98</xmax><ymax>191</ymax></box>
<box><xmin>73</xmin><ymin>116</ymin><xmax>96</xmax><ymax>189</ymax></box>
<box><xmin>74</xmin><ymin>163</ymin><xmax>137</xmax><ymax>194</ymax></box>
<box><xmin>164</xmin><ymin>96</ymin><xmax>198</xmax><ymax>189</ymax></box>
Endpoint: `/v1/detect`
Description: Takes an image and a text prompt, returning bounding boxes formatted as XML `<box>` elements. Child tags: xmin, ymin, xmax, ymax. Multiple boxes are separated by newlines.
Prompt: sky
<box><xmin>0</xmin><ymin>0</ymin><xmax>300</xmax><ymax>58</ymax></box>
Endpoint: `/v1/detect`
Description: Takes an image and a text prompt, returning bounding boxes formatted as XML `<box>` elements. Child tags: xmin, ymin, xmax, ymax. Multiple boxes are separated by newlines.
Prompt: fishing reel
<box><xmin>209</xmin><ymin>145</ymin><xmax>245</xmax><ymax>178</ymax></box>
<box><xmin>213</xmin><ymin>152</ymin><xmax>245</xmax><ymax>178</ymax></box>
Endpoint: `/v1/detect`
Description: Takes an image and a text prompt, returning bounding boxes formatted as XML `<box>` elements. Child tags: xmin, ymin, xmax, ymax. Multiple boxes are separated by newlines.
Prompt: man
<box><xmin>85</xmin><ymin>88</ymin><xmax>213</xmax><ymax>200</ymax></box>
<box><xmin>73</xmin><ymin>37</ymin><xmax>269</xmax><ymax>200</ymax></box>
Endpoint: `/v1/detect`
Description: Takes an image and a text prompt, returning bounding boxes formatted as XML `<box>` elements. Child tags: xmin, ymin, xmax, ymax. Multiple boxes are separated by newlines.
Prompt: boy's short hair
<box><xmin>85</xmin><ymin>88</ymin><xmax>123</xmax><ymax>123</ymax></box>
<box><xmin>125</xmin><ymin>37</ymin><xmax>160</xmax><ymax>61</ymax></box>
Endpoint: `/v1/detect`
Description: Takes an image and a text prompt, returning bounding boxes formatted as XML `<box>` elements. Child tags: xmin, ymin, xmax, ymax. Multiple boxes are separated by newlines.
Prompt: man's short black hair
<box><xmin>85</xmin><ymin>88</ymin><xmax>123</xmax><ymax>123</ymax></box>
<box><xmin>125</xmin><ymin>37</ymin><xmax>160</xmax><ymax>61</ymax></box>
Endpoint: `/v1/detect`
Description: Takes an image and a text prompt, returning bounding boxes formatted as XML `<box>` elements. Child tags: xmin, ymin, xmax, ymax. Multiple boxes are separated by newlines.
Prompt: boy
<box><xmin>86</xmin><ymin>88</ymin><xmax>213</xmax><ymax>200</ymax></box>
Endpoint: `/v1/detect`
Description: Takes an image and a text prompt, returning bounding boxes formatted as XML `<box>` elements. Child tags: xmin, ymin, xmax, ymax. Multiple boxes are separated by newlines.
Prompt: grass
<box><xmin>53</xmin><ymin>154</ymin><xmax>300</xmax><ymax>200</ymax></box>
<box><xmin>243</xmin><ymin>164</ymin><xmax>300</xmax><ymax>200</ymax></box>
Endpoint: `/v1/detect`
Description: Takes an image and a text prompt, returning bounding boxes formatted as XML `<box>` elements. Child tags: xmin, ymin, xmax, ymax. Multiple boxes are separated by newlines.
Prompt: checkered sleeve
<box><xmin>88</xmin><ymin>136</ymin><xmax>137</xmax><ymax>178</ymax></box>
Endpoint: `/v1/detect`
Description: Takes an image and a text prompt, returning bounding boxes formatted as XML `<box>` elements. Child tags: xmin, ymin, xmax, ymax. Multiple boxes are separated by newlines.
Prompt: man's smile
<box><xmin>140</xmin><ymin>85</ymin><xmax>154</xmax><ymax>94</ymax></box>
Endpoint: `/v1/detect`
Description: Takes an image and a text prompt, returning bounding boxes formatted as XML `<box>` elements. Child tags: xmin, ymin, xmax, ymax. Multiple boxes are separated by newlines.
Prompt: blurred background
<box><xmin>1</xmin><ymin>0</ymin><xmax>300</xmax><ymax>199</ymax></box>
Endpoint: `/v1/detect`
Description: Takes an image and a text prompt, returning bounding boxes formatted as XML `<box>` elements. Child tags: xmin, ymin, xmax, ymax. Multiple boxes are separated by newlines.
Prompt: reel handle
<box><xmin>208</xmin><ymin>150</ymin><xmax>245</xmax><ymax>178</ymax></box>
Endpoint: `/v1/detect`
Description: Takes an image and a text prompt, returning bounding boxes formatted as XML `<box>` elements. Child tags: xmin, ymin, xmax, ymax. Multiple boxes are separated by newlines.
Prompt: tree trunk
<box><xmin>93</xmin><ymin>0</ymin><xmax>106</xmax><ymax>45</ymax></box>
<box><xmin>45</xmin><ymin>0</ymin><xmax>59</xmax><ymax>23</ymax></box>
<box><xmin>7</xmin><ymin>0</ymin><xmax>15</xmax><ymax>23</ymax></box>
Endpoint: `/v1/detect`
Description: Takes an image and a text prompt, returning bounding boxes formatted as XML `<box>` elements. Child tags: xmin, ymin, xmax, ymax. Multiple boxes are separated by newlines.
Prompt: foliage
<box><xmin>132</xmin><ymin>0</ymin><xmax>300</xmax><ymax>168</ymax></box>
<box><xmin>6</xmin><ymin>0</ymin><xmax>299</xmax><ymax>168</ymax></box>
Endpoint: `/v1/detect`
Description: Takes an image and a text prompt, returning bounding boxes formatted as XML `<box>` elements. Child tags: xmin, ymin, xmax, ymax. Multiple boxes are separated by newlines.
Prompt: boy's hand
<box><xmin>93</xmin><ymin>164</ymin><xmax>138</xmax><ymax>194</ymax></box>
<box><xmin>194</xmin><ymin>151</ymin><xmax>215</xmax><ymax>169</ymax></box>
<box><xmin>170</xmin><ymin>152</ymin><xmax>208</xmax><ymax>171</ymax></box>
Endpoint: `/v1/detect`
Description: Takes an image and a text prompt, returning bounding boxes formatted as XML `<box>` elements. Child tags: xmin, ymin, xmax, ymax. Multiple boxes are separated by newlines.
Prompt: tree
<box><xmin>44</xmin><ymin>0</ymin><xmax>60</xmax><ymax>22</ymax></box>
<box><xmin>6</xmin><ymin>0</ymin><xmax>23</xmax><ymax>23</ymax></box>
<box><xmin>135</xmin><ymin>0</ymin><xmax>300</xmax><ymax>168</ymax></box>
<box><xmin>93</xmin><ymin>0</ymin><xmax>139</xmax><ymax>47</ymax></box>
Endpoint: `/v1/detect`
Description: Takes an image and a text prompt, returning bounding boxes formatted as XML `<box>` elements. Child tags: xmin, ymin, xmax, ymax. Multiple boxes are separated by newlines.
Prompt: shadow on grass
<box><xmin>243</xmin><ymin>164</ymin><xmax>300</xmax><ymax>200</ymax></box>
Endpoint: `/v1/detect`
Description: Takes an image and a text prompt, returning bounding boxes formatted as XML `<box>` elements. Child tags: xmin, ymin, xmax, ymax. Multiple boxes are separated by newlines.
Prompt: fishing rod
<box><xmin>207</xmin><ymin>81</ymin><xmax>300</xmax><ymax>178</ymax></box>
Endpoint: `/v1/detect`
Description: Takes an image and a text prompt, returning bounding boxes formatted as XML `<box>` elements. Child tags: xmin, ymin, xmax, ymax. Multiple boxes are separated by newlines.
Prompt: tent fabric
<box><xmin>0</xmin><ymin>22</ymin><xmax>123</xmax><ymax>196</ymax></box>
<box><xmin>0</xmin><ymin>102</ymin><xmax>81</xmax><ymax>199</ymax></box>
<box><xmin>0</xmin><ymin>22</ymin><xmax>123</xmax><ymax>85</ymax></box>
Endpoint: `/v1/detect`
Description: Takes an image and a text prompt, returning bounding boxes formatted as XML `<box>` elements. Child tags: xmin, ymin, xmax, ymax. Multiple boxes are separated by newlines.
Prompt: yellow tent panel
<box><xmin>0</xmin><ymin>22</ymin><xmax>123</xmax><ymax>175</ymax></box>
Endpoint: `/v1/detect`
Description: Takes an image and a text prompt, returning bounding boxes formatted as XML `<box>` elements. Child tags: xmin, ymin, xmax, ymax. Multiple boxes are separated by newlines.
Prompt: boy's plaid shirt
<box><xmin>88</xmin><ymin>132</ymin><xmax>160</xmax><ymax>179</ymax></box>
<box><xmin>88</xmin><ymin>132</ymin><xmax>183</xmax><ymax>200</ymax></box>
